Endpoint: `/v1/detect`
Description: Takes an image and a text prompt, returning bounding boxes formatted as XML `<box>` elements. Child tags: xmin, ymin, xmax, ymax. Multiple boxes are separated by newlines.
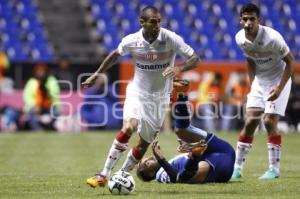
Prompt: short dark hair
<box><xmin>136</xmin><ymin>162</ymin><xmax>155</xmax><ymax>182</ymax></box>
<box><xmin>140</xmin><ymin>6</ymin><xmax>159</xmax><ymax>21</ymax></box>
<box><xmin>240</xmin><ymin>3</ymin><xmax>260</xmax><ymax>17</ymax></box>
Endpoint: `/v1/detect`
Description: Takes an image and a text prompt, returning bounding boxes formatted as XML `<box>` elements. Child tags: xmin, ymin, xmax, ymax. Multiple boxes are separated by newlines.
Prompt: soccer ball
<box><xmin>108</xmin><ymin>171</ymin><xmax>135</xmax><ymax>195</ymax></box>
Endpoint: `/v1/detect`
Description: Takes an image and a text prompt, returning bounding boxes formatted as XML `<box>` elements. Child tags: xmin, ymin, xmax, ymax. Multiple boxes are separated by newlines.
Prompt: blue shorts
<box><xmin>199</xmin><ymin>134</ymin><xmax>235</xmax><ymax>183</ymax></box>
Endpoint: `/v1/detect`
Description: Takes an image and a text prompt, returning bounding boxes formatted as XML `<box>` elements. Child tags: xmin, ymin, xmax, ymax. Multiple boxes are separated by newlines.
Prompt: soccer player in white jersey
<box><xmin>82</xmin><ymin>6</ymin><xmax>200</xmax><ymax>188</ymax></box>
<box><xmin>231</xmin><ymin>3</ymin><xmax>294</xmax><ymax>180</ymax></box>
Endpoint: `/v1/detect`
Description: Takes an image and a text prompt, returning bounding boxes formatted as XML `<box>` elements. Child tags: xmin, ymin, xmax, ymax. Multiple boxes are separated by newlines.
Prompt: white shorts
<box><xmin>123</xmin><ymin>83</ymin><xmax>170</xmax><ymax>143</ymax></box>
<box><xmin>246</xmin><ymin>78</ymin><xmax>291</xmax><ymax>116</ymax></box>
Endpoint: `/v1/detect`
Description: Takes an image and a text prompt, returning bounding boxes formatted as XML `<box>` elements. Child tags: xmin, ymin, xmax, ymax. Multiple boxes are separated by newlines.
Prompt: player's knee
<box><xmin>122</xmin><ymin>123</ymin><xmax>137</xmax><ymax>136</ymax></box>
<box><xmin>263</xmin><ymin>117</ymin><xmax>276</xmax><ymax>131</ymax></box>
<box><xmin>245</xmin><ymin>117</ymin><xmax>260</xmax><ymax>127</ymax></box>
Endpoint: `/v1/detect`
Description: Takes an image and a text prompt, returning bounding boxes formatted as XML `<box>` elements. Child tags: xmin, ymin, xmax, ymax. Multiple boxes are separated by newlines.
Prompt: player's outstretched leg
<box><xmin>120</xmin><ymin>137</ymin><xmax>150</xmax><ymax>172</ymax></box>
<box><xmin>172</xmin><ymin>80</ymin><xmax>208</xmax><ymax>140</ymax></box>
<box><xmin>172</xmin><ymin>81</ymin><xmax>209</xmax><ymax>155</ymax></box>
<box><xmin>87</xmin><ymin>130</ymin><xmax>131</xmax><ymax>188</ymax></box>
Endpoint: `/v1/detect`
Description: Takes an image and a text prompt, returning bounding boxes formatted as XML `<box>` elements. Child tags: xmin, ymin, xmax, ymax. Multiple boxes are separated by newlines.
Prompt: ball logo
<box><xmin>112</xmin><ymin>176</ymin><xmax>130</xmax><ymax>187</ymax></box>
<box><xmin>108</xmin><ymin>171</ymin><xmax>135</xmax><ymax>195</ymax></box>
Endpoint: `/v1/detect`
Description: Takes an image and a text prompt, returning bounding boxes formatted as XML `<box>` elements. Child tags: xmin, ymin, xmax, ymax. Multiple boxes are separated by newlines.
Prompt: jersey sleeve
<box><xmin>235</xmin><ymin>31</ymin><xmax>248</xmax><ymax>57</ymax></box>
<box><xmin>117</xmin><ymin>35</ymin><xmax>131</xmax><ymax>56</ymax></box>
<box><xmin>272</xmin><ymin>33</ymin><xmax>290</xmax><ymax>59</ymax></box>
<box><xmin>171</xmin><ymin>32</ymin><xmax>194</xmax><ymax>58</ymax></box>
<box><xmin>156</xmin><ymin>168</ymin><xmax>171</xmax><ymax>183</ymax></box>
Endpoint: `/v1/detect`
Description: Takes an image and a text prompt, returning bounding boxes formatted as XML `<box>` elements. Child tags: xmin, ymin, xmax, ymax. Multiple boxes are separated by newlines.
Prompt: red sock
<box><xmin>268</xmin><ymin>134</ymin><xmax>281</xmax><ymax>145</ymax></box>
<box><xmin>116</xmin><ymin>131</ymin><xmax>130</xmax><ymax>143</ymax></box>
<box><xmin>132</xmin><ymin>146</ymin><xmax>143</xmax><ymax>161</ymax></box>
<box><xmin>238</xmin><ymin>134</ymin><xmax>254</xmax><ymax>144</ymax></box>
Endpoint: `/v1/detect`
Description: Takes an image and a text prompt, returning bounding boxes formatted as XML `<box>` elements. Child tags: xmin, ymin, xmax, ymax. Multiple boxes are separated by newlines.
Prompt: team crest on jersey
<box><xmin>145</xmin><ymin>52</ymin><xmax>158</xmax><ymax>61</ymax></box>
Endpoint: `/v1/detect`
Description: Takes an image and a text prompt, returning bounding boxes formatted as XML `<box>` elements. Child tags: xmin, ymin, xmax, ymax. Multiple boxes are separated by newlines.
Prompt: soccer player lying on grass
<box><xmin>136</xmin><ymin>90</ymin><xmax>236</xmax><ymax>183</ymax></box>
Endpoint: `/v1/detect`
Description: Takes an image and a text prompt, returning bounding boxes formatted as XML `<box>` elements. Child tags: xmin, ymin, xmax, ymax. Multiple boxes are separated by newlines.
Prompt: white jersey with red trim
<box><xmin>118</xmin><ymin>28</ymin><xmax>194</xmax><ymax>95</ymax></box>
<box><xmin>235</xmin><ymin>25</ymin><xmax>290</xmax><ymax>84</ymax></box>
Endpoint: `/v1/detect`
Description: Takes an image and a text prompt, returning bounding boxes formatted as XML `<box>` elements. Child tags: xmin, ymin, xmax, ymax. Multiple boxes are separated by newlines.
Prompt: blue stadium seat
<box><xmin>0</xmin><ymin>0</ymin><xmax>53</xmax><ymax>62</ymax></box>
<box><xmin>2</xmin><ymin>0</ymin><xmax>295</xmax><ymax>61</ymax></box>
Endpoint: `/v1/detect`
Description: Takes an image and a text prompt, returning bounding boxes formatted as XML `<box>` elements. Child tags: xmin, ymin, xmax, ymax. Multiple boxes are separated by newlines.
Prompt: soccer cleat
<box><xmin>177</xmin><ymin>140</ymin><xmax>207</xmax><ymax>156</ymax></box>
<box><xmin>171</xmin><ymin>79</ymin><xmax>190</xmax><ymax>103</ymax></box>
<box><xmin>86</xmin><ymin>173</ymin><xmax>108</xmax><ymax>188</ymax></box>
<box><xmin>173</xmin><ymin>79</ymin><xmax>190</xmax><ymax>94</ymax></box>
<box><xmin>231</xmin><ymin>168</ymin><xmax>243</xmax><ymax>180</ymax></box>
<box><xmin>258</xmin><ymin>168</ymin><xmax>280</xmax><ymax>180</ymax></box>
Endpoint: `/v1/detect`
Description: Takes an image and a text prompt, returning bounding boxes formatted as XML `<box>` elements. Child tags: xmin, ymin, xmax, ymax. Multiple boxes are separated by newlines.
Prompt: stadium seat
<box><xmin>0</xmin><ymin>0</ymin><xmax>53</xmax><ymax>62</ymax></box>
<box><xmin>1</xmin><ymin>0</ymin><xmax>300</xmax><ymax>61</ymax></box>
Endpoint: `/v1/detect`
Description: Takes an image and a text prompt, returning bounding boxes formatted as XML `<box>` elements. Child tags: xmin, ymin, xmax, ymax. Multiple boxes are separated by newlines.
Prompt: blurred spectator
<box><xmin>0</xmin><ymin>51</ymin><xmax>17</xmax><ymax>132</ymax></box>
<box><xmin>23</xmin><ymin>64</ymin><xmax>61</xmax><ymax>131</ymax></box>
<box><xmin>285</xmin><ymin>73</ymin><xmax>300</xmax><ymax>132</ymax></box>
<box><xmin>195</xmin><ymin>72</ymin><xmax>223</xmax><ymax>131</ymax></box>
<box><xmin>0</xmin><ymin>106</ymin><xmax>20</xmax><ymax>132</ymax></box>
<box><xmin>0</xmin><ymin>51</ymin><xmax>14</xmax><ymax>93</ymax></box>
<box><xmin>221</xmin><ymin>71</ymin><xmax>249</xmax><ymax>132</ymax></box>
<box><xmin>54</xmin><ymin>58</ymin><xmax>76</xmax><ymax>90</ymax></box>
<box><xmin>80</xmin><ymin>74</ymin><xmax>122</xmax><ymax>130</ymax></box>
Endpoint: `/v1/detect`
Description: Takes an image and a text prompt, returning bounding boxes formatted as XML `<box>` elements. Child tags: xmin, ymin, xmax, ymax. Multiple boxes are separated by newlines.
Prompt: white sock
<box><xmin>120</xmin><ymin>149</ymin><xmax>139</xmax><ymax>172</ymax></box>
<box><xmin>234</xmin><ymin>141</ymin><xmax>252</xmax><ymax>170</ymax></box>
<box><xmin>267</xmin><ymin>143</ymin><xmax>281</xmax><ymax>173</ymax></box>
<box><xmin>101</xmin><ymin>139</ymin><xmax>128</xmax><ymax>177</ymax></box>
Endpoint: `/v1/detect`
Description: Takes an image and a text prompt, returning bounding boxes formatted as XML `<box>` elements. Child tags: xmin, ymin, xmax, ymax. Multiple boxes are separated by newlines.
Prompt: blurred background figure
<box><xmin>285</xmin><ymin>73</ymin><xmax>300</xmax><ymax>132</ymax></box>
<box><xmin>80</xmin><ymin>73</ymin><xmax>122</xmax><ymax>130</ymax></box>
<box><xmin>0</xmin><ymin>51</ymin><xmax>14</xmax><ymax>93</ymax></box>
<box><xmin>54</xmin><ymin>58</ymin><xmax>75</xmax><ymax>91</ymax></box>
<box><xmin>221</xmin><ymin>70</ymin><xmax>249</xmax><ymax>132</ymax></box>
<box><xmin>23</xmin><ymin>64</ymin><xmax>60</xmax><ymax>131</ymax></box>
<box><xmin>0</xmin><ymin>106</ymin><xmax>20</xmax><ymax>132</ymax></box>
<box><xmin>195</xmin><ymin>72</ymin><xmax>223</xmax><ymax>131</ymax></box>
<box><xmin>0</xmin><ymin>51</ymin><xmax>18</xmax><ymax>132</ymax></box>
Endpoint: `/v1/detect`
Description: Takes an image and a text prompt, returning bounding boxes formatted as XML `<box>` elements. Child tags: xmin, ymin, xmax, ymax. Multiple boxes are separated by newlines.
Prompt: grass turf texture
<box><xmin>0</xmin><ymin>132</ymin><xmax>299</xmax><ymax>199</ymax></box>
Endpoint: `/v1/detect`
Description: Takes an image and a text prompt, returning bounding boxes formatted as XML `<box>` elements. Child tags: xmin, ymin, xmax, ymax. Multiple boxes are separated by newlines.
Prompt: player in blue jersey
<box><xmin>136</xmin><ymin>89</ymin><xmax>235</xmax><ymax>183</ymax></box>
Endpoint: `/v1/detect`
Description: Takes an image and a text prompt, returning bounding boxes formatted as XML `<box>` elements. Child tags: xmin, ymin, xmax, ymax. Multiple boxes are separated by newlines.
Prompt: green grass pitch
<box><xmin>0</xmin><ymin>131</ymin><xmax>299</xmax><ymax>199</ymax></box>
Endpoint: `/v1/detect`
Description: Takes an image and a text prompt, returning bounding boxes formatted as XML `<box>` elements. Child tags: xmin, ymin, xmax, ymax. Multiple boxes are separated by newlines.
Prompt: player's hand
<box><xmin>81</xmin><ymin>73</ymin><xmax>98</xmax><ymax>88</ymax></box>
<box><xmin>267</xmin><ymin>87</ymin><xmax>281</xmax><ymax>101</ymax></box>
<box><xmin>152</xmin><ymin>141</ymin><xmax>165</xmax><ymax>160</ymax></box>
<box><xmin>162</xmin><ymin>67</ymin><xmax>179</xmax><ymax>78</ymax></box>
